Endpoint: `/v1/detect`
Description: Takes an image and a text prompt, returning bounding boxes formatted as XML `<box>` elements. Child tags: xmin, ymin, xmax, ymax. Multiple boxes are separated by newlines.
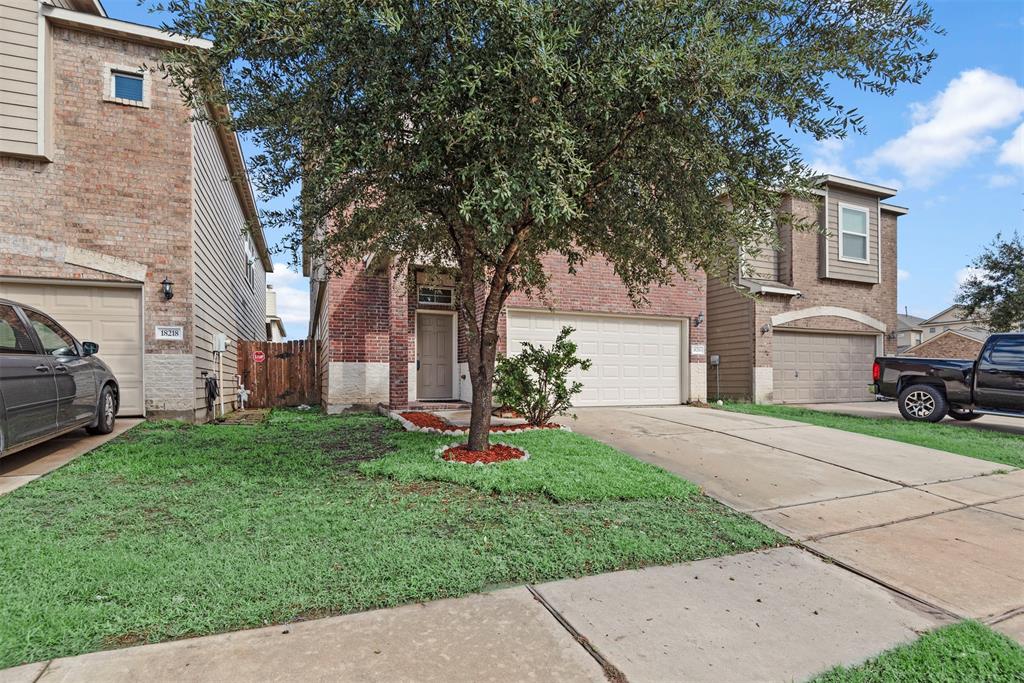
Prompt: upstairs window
<box><xmin>104</xmin><ymin>65</ymin><xmax>149</xmax><ymax>108</ymax></box>
<box><xmin>838</xmin><ymin>204</ymin><xmax>869</xmax><ymax>263</ymax></box>
<box><xmin>418</xmin><ymin>286</ymin><xmax>453</xmax><ymax>305</ymax></box>
<box><xmin>243</xmin><ymin>237</ymin><xmax>257</xmax><ymax>292</ymax></box>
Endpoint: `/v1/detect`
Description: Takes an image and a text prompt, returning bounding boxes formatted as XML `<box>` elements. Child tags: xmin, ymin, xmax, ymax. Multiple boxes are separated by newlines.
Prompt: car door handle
<box><xmin>54</xmin><ymin>365</ymin><xmax>68</xmax><ymax>373</ymax></box>
<box><xmin>35</xmin><ymin>364</ymin><xmax>50</xmax><ymax>373</ymax></box>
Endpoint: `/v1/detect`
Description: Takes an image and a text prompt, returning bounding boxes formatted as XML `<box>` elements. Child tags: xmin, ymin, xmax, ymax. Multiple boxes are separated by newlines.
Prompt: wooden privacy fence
<box><xmin>236</xmin><ymin>340</ymin><xmax>319</xmax><ymax>409</ymax></box>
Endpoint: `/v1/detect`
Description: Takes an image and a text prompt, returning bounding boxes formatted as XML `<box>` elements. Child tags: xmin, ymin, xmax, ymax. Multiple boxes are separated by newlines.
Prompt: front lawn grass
<box><xmin>0</xmin><ymin>409</ymin><xmax>784</xmax><ymax>668</ymax></box>
<box><xmin>718</xmin><ymin>403</ymin><xmax>1024</xmax><ymax>470</ymax></box>
<box><xmin>810</xmin><ymin>620</ymin><xmax>1024</xmax><ymax>682</ymax></box>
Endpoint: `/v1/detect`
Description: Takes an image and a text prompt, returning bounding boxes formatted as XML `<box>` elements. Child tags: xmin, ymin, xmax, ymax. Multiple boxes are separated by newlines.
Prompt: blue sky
<box><xmin>109</xmin><ymin>0</ymin><xmax>1024</xmax><ymax>333</ymax></box>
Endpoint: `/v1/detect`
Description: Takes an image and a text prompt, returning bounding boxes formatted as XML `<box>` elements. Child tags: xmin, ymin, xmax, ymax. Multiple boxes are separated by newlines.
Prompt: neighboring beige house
<box><xmin>707</xmin><ymin>175</ymin><xmax>904</xmax><ymax>404</ymax></box>
<box><xmin>0</xmin><ymin>1</ymin><xmax>272</xmax><ymax>421</ymax></box>
<box><xmin>918</xmin><ymin>305</ymin><xmax>990</xmax><ymax>343</ymax></box>
<box><xmin>896</xmin><ymin>313</ymin><xmax>924</xmax><ymax>352</ymax></box>
<box><xmin>904</xmin><ymin>327</ymin><xmax>987</xmax><ymax>359</ymax></box>
<box><xmin>265</xmin><ymin>285</ymin><xmax>286</xmax><ymax>341</ymax></box>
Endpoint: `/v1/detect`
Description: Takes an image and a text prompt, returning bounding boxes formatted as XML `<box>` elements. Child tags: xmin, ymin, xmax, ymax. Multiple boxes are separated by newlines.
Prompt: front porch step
<box><xmin>407</xmin><ymin>401</ymin><xmax>470</xmax><ymax>411</ymax></box>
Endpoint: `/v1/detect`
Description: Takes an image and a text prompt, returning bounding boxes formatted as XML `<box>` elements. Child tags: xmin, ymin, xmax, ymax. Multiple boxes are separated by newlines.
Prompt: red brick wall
<box><xmin>505</xmin><ymin>253</ymin><xmax>707</xmax><ymax>348</ymax></box>
<box><xmin>904</xmin><ymin>333</ymin><xmax>983</xmax><ymax>359</ymax></box>
<box><xmin>325</xmin><ymin>264</ymin><xmax>390</xmax><ymax>363</ymax></box>
<box><xmin>0</xmin><ymin>26</ymin><xmax>195</xmax><ymax>355</ymax></box>
<box><xmin>753</xmin><ymin>196</ymin><xmax>898</xmax><ymax>367</ymax></box>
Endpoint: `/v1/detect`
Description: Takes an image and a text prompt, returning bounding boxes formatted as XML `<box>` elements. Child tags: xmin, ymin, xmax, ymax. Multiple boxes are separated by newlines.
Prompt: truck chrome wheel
<box><xmin>904</xmin><ymin>390</ymin><xmax>936</xmax><ymax>418</ymax></box>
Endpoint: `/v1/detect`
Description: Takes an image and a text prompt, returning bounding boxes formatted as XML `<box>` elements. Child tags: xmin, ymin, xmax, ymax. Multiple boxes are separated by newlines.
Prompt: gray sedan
<box><xmin>0</xmin><ymin>298</ymin><xmax>119</xmax><ymax>458</ymax></box>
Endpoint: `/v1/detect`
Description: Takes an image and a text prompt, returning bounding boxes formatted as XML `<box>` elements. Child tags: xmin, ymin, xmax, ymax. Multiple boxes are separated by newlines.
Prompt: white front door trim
<box><xmin>770</xmin><ymin>306</ymin><xmax>887</xmax><ymax>332</ymax></box>
<box><xmin>414</xmin><ymin>310</ymin><xmax>458</xmax><ymax>401</ymax></box>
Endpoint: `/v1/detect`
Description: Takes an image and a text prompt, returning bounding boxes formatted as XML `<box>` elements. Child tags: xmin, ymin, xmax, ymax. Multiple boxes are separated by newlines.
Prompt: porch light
<box><xmin>694</xmin><ymin>312</ymin><xmax>704</xmax><ymax>327</ymax></box>
<box><xmin>161</xmin><ymin>277</ymin><xmax>174</xmax><ymax>301</ymax></box>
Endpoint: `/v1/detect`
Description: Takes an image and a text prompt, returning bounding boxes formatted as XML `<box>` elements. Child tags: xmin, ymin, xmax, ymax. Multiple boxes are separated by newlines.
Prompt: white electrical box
<box><xmin>213</xmin><ymin>332</ymin><xmax>228</xmax><ymax>353</ymax></box>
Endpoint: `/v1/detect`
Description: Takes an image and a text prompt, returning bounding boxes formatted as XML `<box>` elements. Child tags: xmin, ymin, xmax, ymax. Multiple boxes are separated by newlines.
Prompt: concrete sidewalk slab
<box><xmin>0</xmin><ymin>663</ymin><xmax>47</xmax><ymax>683</ymax></box>
<box><xmin>994</xmin><ymin>615</ymin><xmax>1024</xmax><ymax>646</ymax></box>
<box><xmin>585</xmin><ymin>428</ymin><xmax>896</xmax><ymax>512</ymax></box>
<box><xmin>571</xmin><ymin>408</ymin><xmax>706</xmax><ymax>436</ymax></box>
<box><xmin>755</xmin><ymin>489</ymin><xmax>961</xmax><ymax>540</ymax></box>
<box><xmin>535</xmin><ymin>547</ymin><xmax>945</xmax><ymax>683</ymax></box>
<box><xmin>808</xmin><ymin>508</ymin><xmax>1024</xmax><ymax>620</ymax></box>
<box><xmin>626</xmin><ymin>406</ymin><xmax>801</xmax><ymax>431</ymax></box>
<box><xmin>725</xmin><ymin>424</ymin><xmax>1002</xmax><ymax>486</ymax></box>
<box><xmin>983</xmin><ymin>496</ymin><xmax>1024</xmax><ymax>520</ymax></box>
<box><xmin>34</xmin><ymin>588</ymin><xmax>604</xmax><ymax>683</ymax></box>
<box><xmin>920</xmin><ymin>470</ymin><xmax>1024</xmax><ymax>505</ymax></box>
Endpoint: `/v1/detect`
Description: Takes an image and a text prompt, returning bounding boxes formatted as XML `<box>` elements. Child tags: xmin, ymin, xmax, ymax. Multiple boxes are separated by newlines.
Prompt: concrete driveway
<box><xmin>794</xmin><ymin>400</ymin><xmax>1024</xmax><ymax>436</ymax></box>
<box><xmin>570</xmin><ymin>406</ymin><xmax>1024</xmax><ymax>632</ymax></box>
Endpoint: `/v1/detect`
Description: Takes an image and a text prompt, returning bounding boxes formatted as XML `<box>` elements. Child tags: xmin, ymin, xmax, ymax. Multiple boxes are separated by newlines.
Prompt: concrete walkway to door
<box><xmin>570</xmin><ymin>406</ymin><xmax>1024</xmax><ymax>642</ymax></box>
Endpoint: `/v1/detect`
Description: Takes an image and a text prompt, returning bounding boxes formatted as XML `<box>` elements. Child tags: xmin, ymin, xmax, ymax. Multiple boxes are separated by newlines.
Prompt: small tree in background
<box><xmin>156</xmin><ymin>0</ymin><xmax>938</xmax><ymax>451</ymax></box>
<box><xmin>956</xmin><ymin>232</ymin><xmax>1024</xmax><ymax>332</ymax></box>
<box><xmin>495</xmin><ymin>326</ymin><xmax>592</xmax><ymax>426</ymax></box>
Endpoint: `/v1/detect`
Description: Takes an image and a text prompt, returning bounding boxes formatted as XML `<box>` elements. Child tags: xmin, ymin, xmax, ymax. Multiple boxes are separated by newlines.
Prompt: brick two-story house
<box><xmin>308</xmin><ymin>251</ymin><xmax>708</xmax><ymax>413</ymax></box>
<box><xmin>0</xmin><ymin>1</ymin><xmax>272</xmax><ymax>420</ymax></box>
<box><xmin>706</xmin><ymin>175</ymin><xmax>906</xmax><ymax>404</ymax></box>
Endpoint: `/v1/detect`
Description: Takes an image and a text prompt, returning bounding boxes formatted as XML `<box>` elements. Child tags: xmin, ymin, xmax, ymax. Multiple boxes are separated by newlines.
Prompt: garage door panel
<box><xmin>0</xmin><ymin>282</ymin><xmax>143</xmax><ymax>415</ymax></box>
<box><xmin>772</xmin><ymin>331</ymin><xmax>876</xmax><ymax>404</ymax></box>
<box><xmin>508</xmin><ymin>310</ymin><xmax>684</xmax><ymax>407</ymax></box>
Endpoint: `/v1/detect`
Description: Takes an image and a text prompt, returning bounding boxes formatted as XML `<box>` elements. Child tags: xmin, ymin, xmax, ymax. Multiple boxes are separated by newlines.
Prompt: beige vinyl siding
<box><xmin>822</xmin><ymin>187</ymin><xmax>880</xmax><ymax>284</ymax></box>
<box><xmin>0</xmin><ymin>0</ymin><xmax>39</xmax><ymax>156</ymax></box>
<box><xmin>741</xmin><ymin>237</ymin><xmax>778</xmax><ymax>281</ymax></box>
<box><xmin>706</xmin><ymin>276</ymin><xmax>754</xmax><ymax>400</ymax></box>
<box><xmin>312</xmin><ymin>277</ymin><xmax>330</xmax><ymax>407</ymax></box>
<box><xmin>191</xmin><ymin>118</ymin><xmax>267</xmax><ymax>418</ymax></box>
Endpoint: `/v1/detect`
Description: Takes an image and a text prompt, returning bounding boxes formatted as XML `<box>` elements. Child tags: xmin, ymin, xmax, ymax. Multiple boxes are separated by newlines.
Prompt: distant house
<box><xmin>903</xmin><ymin>327</ymin><xmax>988</xmax><ymax>360</ymax></box>
<box><xmin>0</xmin><ymin>2</ymin><xmax>272</xmax><ymax>421</ymax></box>
<box><xmin>265</xmin><ymin>285</ymin><xmax>286</xmax><ymax>341</ymax></box>
<box><xmin>917</xmin><ymin>305</ymin><xmax>989</xmax><ymax>344</ymax></box>
<box><xmin>896</xmin><ymin>314</ymin><xmax>924</xmax><ymax>352</ymax></box>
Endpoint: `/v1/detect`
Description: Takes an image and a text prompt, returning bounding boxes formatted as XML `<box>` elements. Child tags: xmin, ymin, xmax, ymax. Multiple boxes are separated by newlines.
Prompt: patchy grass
<box><xmin>362</xmin><ymin>428</ymin><xmax>699</xmax><ymax>502</ymax></box>
<box><xmin>810</xmin><ymin>621</ymin><xmax>1024</xmax><ymax>682</ymax></box>
<box><xmin>718</xmin><ymin>403</ymin><xmax>1024</xmax><ymax>470</ymax></box>
<box><xmin>0</xmin><ymin>410</ymin><xmax>783</xmax><ymax>668</ymax></box>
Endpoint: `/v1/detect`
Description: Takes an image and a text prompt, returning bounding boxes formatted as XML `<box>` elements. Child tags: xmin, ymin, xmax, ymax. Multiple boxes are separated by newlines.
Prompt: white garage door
<box><xmin>507</xmin><ymin>310</ymin><xmax>685</xmax><ymax>406</ymax></box>
<box><xmin>0</xmin><ymin>282</ymin><xmax>144</xmax><ymax>415</ymax></box>
<box><xmin>772</xmin><ymin>331</ymin><xmax>877</xmax><ymax>404</ymax></box>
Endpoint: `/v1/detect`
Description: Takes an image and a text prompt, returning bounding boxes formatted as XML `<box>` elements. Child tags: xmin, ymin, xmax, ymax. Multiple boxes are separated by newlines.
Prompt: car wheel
<box><xmin>948</xmin><ymin>407</ymin><xmax>982</xmax><ymax>422</ymax></box>
<box><xmin>87</xmin><ymin>385</ymin><xmax>116</xmax><ymax>435</ymax></box>
<box><xmin>898</xmin><ymin>384</ymin><xmax>948</xmax><ymax>423</ymax></box>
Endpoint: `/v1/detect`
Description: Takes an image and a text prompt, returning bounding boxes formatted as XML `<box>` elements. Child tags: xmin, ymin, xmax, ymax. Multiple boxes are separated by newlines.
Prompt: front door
<box><xmin>417</xmin><ymin>314</ymin><xmax>453</xmax><ymax>400</ymax></box>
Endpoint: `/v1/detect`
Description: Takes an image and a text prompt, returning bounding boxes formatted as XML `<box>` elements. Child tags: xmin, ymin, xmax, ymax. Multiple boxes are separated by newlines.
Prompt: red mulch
<box><xmin>441</xmin><ymin>443</ymin><xmax>527</xmax><ymax>465</ymax></box>
<box><xmin>399</xmin><ymin>411</ymin><xmax>559</xmax><ymax>433</ymax></box>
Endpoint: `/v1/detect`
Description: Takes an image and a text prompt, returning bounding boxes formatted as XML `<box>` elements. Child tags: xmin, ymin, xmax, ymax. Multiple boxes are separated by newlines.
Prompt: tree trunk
<box><xmin>464</xmin><ymin>291</ymin><xmax>500</xmax><ymax>452</ymax></box>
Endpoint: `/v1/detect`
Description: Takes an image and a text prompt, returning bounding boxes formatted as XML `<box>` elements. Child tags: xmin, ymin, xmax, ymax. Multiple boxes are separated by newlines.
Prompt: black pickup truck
<box><xmin>872</xmin><ymin>333</ymin><xmax>1024</xmax><ymax>422</ymax></box>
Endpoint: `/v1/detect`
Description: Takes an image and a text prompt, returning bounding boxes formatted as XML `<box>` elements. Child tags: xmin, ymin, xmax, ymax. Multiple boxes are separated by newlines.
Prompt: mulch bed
<box><xmin>439</xmin><ymin>442</ymin><xmax>529</xmax><ymax>465</ymax></box>
<box><xmin>398</xmin><ymin>411</ymin><xmax>560</xmax><ymax>434</ymax></box>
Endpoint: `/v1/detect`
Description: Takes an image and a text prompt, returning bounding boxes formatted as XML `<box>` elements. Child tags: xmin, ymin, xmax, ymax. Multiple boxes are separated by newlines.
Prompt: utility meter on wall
<box><xmin>213</xmin><ymin>332</ymin><xmax>228</xmax><ymax>353</ymax></box>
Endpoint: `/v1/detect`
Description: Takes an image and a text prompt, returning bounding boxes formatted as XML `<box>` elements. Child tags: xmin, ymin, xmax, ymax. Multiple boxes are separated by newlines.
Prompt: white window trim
<box><xmin>417</xmin><ymin>285</ymin><xmax>454</xmax><ymax>306</ymax></box>
<box><xmin>243</xmin><ymin>237</ymin><xmax>257</xmax><ymax>292</ymax></box>
<box><xmin>837</xmin><ymin>202</ymin><xmax>870</xmax><ymax>264</ymax></box>
<box><xmin>103</xmin><ymin>64</ymin><xmax>151</xmax><ymax>108</ymax></box>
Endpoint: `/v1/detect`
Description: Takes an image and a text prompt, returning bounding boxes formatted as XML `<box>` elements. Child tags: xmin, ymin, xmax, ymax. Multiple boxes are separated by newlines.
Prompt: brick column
<box><xmin>388</xmin><ymin>262</ymin><xmax>410</xmax><ymax>409</ymax></box>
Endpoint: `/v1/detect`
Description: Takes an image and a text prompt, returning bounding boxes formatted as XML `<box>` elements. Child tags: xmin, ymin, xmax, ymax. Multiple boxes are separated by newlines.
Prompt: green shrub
<box><xmin>494</xmin><ymin>326</ymin><xmax>592</xmax><ymax>425</ymax></box>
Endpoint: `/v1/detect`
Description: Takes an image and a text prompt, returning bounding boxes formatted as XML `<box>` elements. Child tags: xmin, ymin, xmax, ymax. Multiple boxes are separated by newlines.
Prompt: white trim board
<box><xmin>770</xmin><ymin>306</ymin><xmax>887</xmax><ymax>332</ymax></box>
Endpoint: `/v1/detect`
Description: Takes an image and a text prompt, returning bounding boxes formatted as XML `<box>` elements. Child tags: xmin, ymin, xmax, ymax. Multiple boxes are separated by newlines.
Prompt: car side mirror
<box><xmin>82</xmin><ymin>341</ymin><xmax>99</xmax><ymax>356</ymax></box>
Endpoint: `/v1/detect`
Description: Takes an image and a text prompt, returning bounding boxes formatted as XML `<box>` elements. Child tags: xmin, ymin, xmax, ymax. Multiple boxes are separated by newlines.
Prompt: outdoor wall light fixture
<box><xmin>760</xmin><ymin>323</ymin><xmax>771</xmax><ymax>335</ymax></box>
<box><xmin>161</xmin><ymin>277</ymin><xmax>174</xmax><ymax>301</ymax></box>
<box><xmin>694</xmin><ymin>312</ymin><xmax>704</xmax><ymax>327</ymax></box>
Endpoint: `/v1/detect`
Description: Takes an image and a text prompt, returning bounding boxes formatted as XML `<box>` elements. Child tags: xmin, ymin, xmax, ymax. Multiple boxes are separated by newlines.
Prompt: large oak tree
<box><xmin>158</xmin><ymin>0</ymin><xmax>938</xmax><ymax>449</ymax></box>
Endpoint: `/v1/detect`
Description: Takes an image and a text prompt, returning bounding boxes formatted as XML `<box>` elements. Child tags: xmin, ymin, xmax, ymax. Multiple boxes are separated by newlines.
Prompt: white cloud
<box><xmin>998</xmin><ymin>122</ymin><xmax>1024</xmax><ymax>168</ymax></box>
<box><xmin>267</xmin><ymin>263</ymin><xmax>310</xmax><ymax>339</ymax></box>
<box><xmin>956</xmin><ymin>266</ymin><xmax>987</xmax><ymax>288</ymax></box>
<box><xmin>807</xmin><ymin>138</ymin><xmax>855</xmax><ymax>177</ymax></box>
<box><xmin>863</xmin><ymin>69</ymin><xmax>1024</xmax><ymax>186</ymax></box>
<box><xmin>988</xmin><ymin>173</ymin><xmax>1019</xmax><ymax>188</ymax></box>
<box><xmin>897</xmin><ymin>269</ymin><xmax>910</xmax><ymax>282</ymax></box>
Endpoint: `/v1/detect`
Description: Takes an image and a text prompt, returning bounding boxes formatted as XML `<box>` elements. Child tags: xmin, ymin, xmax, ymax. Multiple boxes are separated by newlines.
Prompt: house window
<box><xmin>838</xmin><ymin>204</ymin><xmax>869</xmax><ymax>263</ymax></box>
<box><xmin>243</xmin><ymin>237</ymin><xmax>257</xmax><ymax>292</ymax></box>
<box><xmin>418</xmin><ymin>286</ymin><xmax>453</xmax><ymax>305</ymax></box>
<box><xmin>929</xmin><ymin>327</ymin><xmax>936</xmax><ymax>333</ymax></box>
<box><xmin>104</xmin><ymin>65</ymin><xmax>149</xmax><ymax>108</ymax></box>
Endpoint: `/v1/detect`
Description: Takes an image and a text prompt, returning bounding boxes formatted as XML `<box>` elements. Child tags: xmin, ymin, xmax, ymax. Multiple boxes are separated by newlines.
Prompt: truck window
<box><xmin>989</xmin><ymin>338</ymin><xmax>1024</xmax><ymax>365</ymax></box>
